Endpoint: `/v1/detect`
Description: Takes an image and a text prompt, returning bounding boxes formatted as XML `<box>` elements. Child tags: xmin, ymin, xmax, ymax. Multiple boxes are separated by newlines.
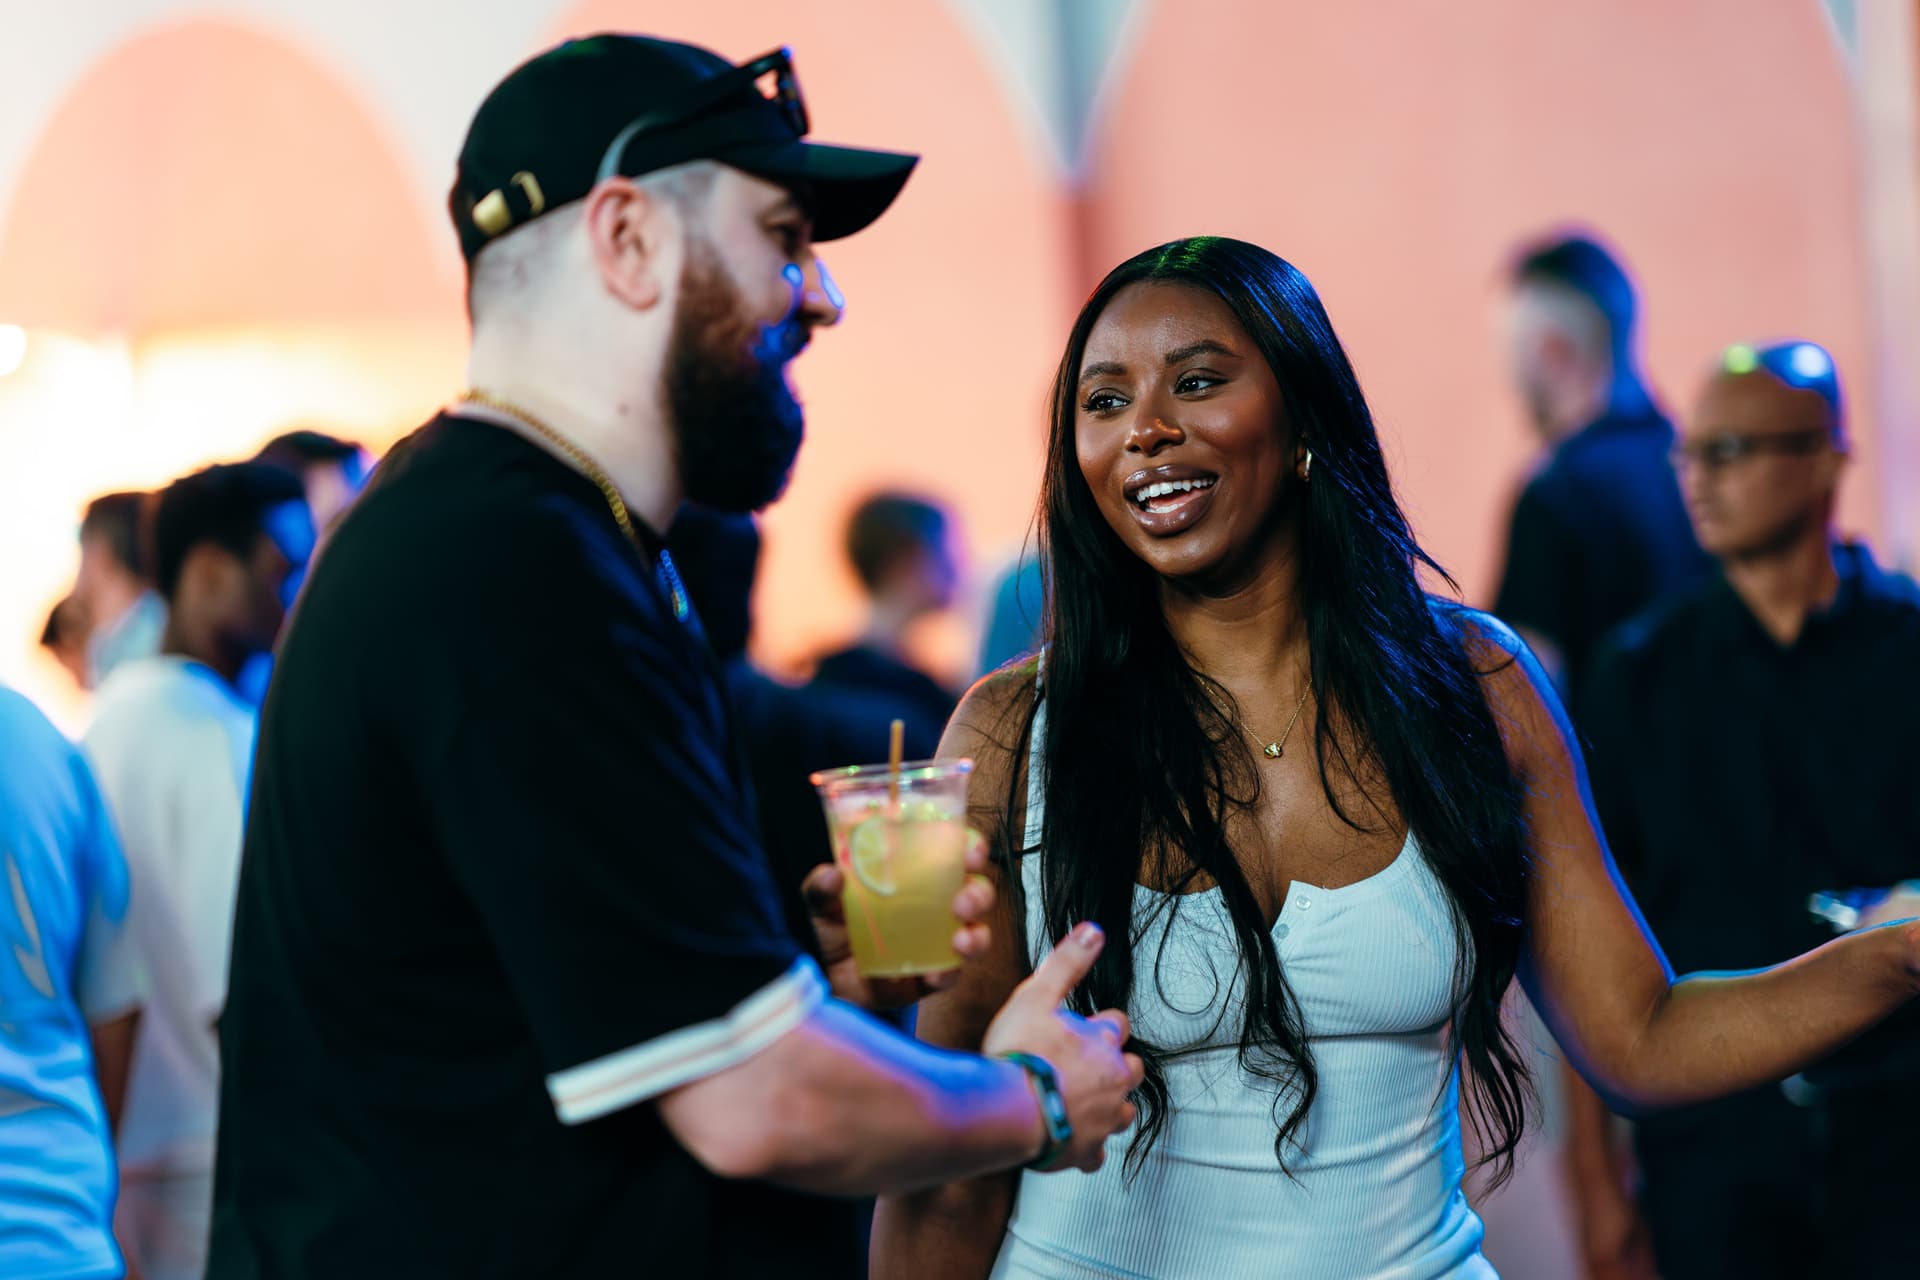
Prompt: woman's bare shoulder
<box><xmin>944</xmin><ymin>655</ymin><xmax>1041</xmax><ymax>757</ymax></box>
<box><xmin>1433</xmin><ymin>600</ymin><xmax>1572</xmax><ymax>766</ymax></box>
<box><xmin>939</xmin><ymin>655</ymin><xmax>1042</xmax><ymax>841</ymax></box>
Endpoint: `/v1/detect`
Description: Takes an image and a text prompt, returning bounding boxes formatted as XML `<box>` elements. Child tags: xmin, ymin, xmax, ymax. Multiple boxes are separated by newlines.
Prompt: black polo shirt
<box><xmin>1494</xmin><ymin>407</ymin><xmax>1709</xmax><ymax>694</ymax></box>
<box><xmin>208</xmin><ymin>416</ymin><xmax>849</xmax><ymax>1279</ymax></box>
<box><xmin>1580</xmin><ymin>543</ymin><xmax>1920</xmax><ymax>1120</ymax></box>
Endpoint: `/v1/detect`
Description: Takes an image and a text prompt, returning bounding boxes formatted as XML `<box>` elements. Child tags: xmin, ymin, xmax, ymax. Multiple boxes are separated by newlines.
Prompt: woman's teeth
<box><xmin>1134</xmin><ymin>477</ymin><xmax>1215</xmax><ymax>510</ymax></box>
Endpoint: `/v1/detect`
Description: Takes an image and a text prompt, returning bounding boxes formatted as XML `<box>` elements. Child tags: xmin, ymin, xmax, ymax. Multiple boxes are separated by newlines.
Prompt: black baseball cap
<box><xmin>450</xmin><ymin>34</ymin><xmax>918</xmax><ymax>263</ymax></box>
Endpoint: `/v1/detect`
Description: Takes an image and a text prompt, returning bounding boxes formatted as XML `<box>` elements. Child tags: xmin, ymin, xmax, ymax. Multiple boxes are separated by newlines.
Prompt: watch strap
<box><xmin>1001</xmin><ymin>1051</ymin><xmax>1073</xmax><ymax>1171</ymax></box>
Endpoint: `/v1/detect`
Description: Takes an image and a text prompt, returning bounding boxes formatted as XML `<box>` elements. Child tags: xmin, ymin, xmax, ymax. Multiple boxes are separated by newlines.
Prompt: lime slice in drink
<box><xmin>847</xmin><ymin>816</ymin><xmax>899</xmax><ymax>896</ymax></box>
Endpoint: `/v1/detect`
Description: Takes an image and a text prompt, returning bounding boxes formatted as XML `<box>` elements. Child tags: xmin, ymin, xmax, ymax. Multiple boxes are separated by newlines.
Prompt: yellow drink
<box><xmin>811</xmin><ymin>760</ymin><xmax>973</xmax><ymax>978</ymax></box>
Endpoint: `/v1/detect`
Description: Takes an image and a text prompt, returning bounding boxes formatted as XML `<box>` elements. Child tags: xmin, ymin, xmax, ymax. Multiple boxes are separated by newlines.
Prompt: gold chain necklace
<box><xmin>457</xmin><ymin>389</ymin><xmax>638</xmax><ymax>544</ymax></box>
<box><xmin>1261</xmin><ymin>680</ymin><xmax>1313</xmax><ymax>759</ymax></box>
<box><xmin>455</xmin><ymin>389</ymin><xmax>691</xmax><ymax>623</ymax></box>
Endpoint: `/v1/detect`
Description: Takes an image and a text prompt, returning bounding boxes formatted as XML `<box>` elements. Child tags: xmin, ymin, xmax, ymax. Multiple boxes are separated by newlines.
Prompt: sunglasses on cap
<box><xmin>596</xmin><ymin>47</ymin><xmax>809</xmax><ymax>185</ymax></box>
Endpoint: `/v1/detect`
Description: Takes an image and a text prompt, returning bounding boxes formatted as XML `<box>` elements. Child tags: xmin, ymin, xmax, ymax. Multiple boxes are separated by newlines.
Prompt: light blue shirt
<box><xmin>977</xmin><ymin>553</ymin><xmax>1046</xmax><ymax>677</ymax></box>
<box><xmin>0</xmin><ymin>686</ymin><xmax>140</xmax><ymax>1280</ymax></box>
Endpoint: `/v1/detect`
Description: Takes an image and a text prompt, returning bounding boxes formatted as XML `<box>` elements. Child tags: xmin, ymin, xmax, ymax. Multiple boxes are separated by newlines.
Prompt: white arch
<box><xmin>0</xmin><ymin>0</ymin><xmax>569</xmax><ymax>279</ymax></box>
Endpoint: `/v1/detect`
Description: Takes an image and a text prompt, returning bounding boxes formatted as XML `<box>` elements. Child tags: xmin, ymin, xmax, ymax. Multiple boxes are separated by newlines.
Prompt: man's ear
<box><xmin>1816</xmin><ymin>424</ymin><xmax>1851</xmax><ymax>491</ymax></box>
<box><xmin>177</xmin><ymin>542</ymin><xmax>244</xmax><ymax>612</ymax></box>
<box><xmin>582</xmin><ymin>178</ymin><xmax>673</xmax><ymax>312</ymax></box>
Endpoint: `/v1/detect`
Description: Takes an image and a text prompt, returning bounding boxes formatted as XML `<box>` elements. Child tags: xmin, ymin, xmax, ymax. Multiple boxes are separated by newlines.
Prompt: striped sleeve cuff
<box><xmin>545</xmin><ymin>956</ymin><xmax>827</xmax><ymax>1125</ymax></box>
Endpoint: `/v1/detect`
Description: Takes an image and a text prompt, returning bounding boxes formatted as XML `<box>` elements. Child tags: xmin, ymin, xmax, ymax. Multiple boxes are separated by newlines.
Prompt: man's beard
<box><xmin>665</xmin><ymin>239</ymin><xmax>808</xmax><ymax>513</ymax></box>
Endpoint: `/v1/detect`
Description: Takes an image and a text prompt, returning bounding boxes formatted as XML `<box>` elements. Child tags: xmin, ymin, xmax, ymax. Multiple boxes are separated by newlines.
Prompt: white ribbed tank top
<box><xmin>992</xmin><ymin>695</ymin><xmax>1496</xmax><ymax>1279</ymax></box>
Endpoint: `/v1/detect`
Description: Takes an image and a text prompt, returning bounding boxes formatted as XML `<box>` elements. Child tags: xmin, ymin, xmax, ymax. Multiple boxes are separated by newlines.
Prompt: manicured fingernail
<box><xmin>1073</xmin><ymin>922</ymin><xmax>1102</xmax><ymax>948</ymax></box>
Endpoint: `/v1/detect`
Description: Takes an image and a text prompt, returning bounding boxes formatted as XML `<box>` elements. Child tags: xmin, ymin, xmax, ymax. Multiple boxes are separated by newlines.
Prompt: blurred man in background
<box><xmin>72</xmin><ymin>493</ymin><xmax>165</xmax><ymax>691</ymax></box>
<box><xmin>240</xmin><ymin>430</ymin><xmax>368</xmax><ymax>703</ymax></box>
<box><xmin>1489</xmin><ymin>232</ymin><xmax>1710</xmax><ymax>1280</ymax></box>
<box><xmin>41</xmin><ymin>594</ymin><xmax>93</xmax><ymax>690</ymax></box>
<box><xmin>252</xmin><ymin>429</ymin><xmax>373</xmax><ymax>536</ymax></box>
<box><xmin>1565</xmin><ymin>341</ymin><xmax>1920</xmax><ymax>1280</ymax></box>
<box><xmin>1494</xmin><ymin>232</ymin><xmax>1707</xmax><ymax>694</ymax></box>
<box><xmin>83</xmin><ymin>463</ymin><xmax>313</xmax><ymax>1280</ymax></box>
<box><xmin>0</xmin><ymin>684</ymin><xmax>142</xmax><ymax>1280</ymax></box>
<box><xmin>811</xmin><ymin>492</ymin><xmax>963</xmax><ymax>758</ymax></box>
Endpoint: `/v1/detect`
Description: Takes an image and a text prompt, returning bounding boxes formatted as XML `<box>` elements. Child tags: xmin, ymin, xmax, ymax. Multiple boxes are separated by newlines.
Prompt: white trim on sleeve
<box><xmin>545</xmin><ymin>956</ymin><xmax>827</xmax><ymax>1125</ymax></box>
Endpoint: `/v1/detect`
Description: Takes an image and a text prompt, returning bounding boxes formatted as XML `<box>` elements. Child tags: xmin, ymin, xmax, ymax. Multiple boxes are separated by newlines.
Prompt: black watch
<box><xmin>1001</xmin><ymin>1052</ymin><xmax>1073</xmax><ymax>1170</ymax></box>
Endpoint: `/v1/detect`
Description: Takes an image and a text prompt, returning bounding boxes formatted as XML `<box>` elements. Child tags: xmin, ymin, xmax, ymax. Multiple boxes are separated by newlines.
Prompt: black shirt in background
<box><xmin>1494</xmin><ymin>407</ymin><xmax>1709</xmax><ymax>694</ymax></box>
<box><xmin>808</xmin><ymin>645</ymin><xmax>956</xmax><ymax>762</ymax></box>
<box><xmin>721</xmin><ymin>660</ymin><xmax>925</xmax><ymax>949</ymax></box>
<box><xmin>1579</xmin><ymin>543</ymin><xmax>1920</xmax><ymax>1137</ymax></box>
<box><xmin>208</xmin><ymin>417</ymin><xmax>851</xmax><ymax>1279</ymax></box>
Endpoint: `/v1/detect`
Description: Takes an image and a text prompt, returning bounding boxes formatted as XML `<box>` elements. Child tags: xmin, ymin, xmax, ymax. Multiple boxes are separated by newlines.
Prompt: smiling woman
<box><xmin>1031</xmin><ymin>235</ymin><xmax>1534</xmax><ymax>1193</ymax></box>
<box><xmin>1076</xmin><ymin>287</ymin><xmax>1298</xmax><ymax>577</ymax></box>
<box><xmin>874</xmin><ymin>237</ymin><xmax>1920</xmax><ymax>1280</ymax></box>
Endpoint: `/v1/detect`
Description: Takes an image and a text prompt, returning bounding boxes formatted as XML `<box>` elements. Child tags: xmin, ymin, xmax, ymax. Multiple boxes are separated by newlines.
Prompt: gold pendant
<box><xmin>1263</xmin><ymin>743</ymin><xmax>1283</xmax><ymax>759</ymax></box>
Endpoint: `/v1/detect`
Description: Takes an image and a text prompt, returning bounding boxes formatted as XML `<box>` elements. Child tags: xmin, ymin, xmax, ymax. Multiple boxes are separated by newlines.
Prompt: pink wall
<box><xmin>0</xmin><ymin>20</ymin><xmax>450</xmax><ymax>334</ymax></box>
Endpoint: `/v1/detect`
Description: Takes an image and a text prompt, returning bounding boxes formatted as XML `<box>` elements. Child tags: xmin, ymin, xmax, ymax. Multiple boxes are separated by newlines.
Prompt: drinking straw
<box><xmin>887</xmin><ymin>719</ymin><xmax>905</xmax><ymax>808</ymax></box>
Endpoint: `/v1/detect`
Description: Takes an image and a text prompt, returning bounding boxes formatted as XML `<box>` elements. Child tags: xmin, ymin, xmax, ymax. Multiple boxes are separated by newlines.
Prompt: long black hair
<box><xmin>1014</xmin><ymin>236</ymin><xmax>1533</xmax><ymax>1182</ymax></box>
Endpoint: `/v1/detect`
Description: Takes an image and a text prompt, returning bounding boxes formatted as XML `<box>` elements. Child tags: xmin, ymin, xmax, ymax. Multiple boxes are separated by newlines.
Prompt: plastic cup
<box><xmin>809</xmin><ymin>758</ymin><xmax>973</xmax><ymax>977</ymax></box>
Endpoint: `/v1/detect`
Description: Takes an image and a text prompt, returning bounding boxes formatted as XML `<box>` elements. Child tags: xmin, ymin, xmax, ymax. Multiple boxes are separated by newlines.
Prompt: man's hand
<box><xmin>981</xmin><ymin>923</ymin><xmax>1144</xmax><ymax>1173</ymax></box>
<box><xmin>802</xmin><ymin>829</ymin><xmax>996</xmax><ymax>1011</ymax></box>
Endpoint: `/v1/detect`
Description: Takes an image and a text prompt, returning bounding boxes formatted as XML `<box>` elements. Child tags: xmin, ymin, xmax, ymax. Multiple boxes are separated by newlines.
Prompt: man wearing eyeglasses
<box><xmin>205</xmin><ymin>34</ymin><xmax>1142</xmax><ymax>1280</ymax></box>
<box><xmin>1561</xmin><ymin>341</ymin><xmax>1920</xmax><ymax>1280</ymax></box>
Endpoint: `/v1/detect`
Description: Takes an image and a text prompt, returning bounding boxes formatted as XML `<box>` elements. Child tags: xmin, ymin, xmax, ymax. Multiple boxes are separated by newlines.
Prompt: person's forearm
<box><xmin>87</xmin><ymin>1011</ymin><xmax>139</xmax><ymax>1135</ymax></box>
<box><xmin>1610</xmin><ymin>921</ymin><xmax>1917</xmax><ymax>1110</ymax></box>
<box><xmin>872</xmin><ymin>1175</ymin><xmax>1018</xmax><ymax>1280</ymax></box>
<box><xmin>767</xmin><ymin>1002</ymin><xmax>1044</xmax><ymax>1194</ymax></box>
<box><xmin>662</xmin><ymin>1000</ymin><xmax>1043</xmax><ymax>1196</ymax></box>
<box><xmin>1558</xmin><ymin>1058</ymin><xmax>1623</xmax><ymax>1191</ymax></box>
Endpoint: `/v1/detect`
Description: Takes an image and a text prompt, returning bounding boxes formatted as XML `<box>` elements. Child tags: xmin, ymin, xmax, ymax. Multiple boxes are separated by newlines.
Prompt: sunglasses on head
<box><xmin>597</xmin><ymin>47</ymin><xmax>808</xmax><ymax>185</ymax></box>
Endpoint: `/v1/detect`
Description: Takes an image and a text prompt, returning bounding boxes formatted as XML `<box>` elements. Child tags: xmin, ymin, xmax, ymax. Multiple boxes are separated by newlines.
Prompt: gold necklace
<box><xmin>455</xmin><ymin>389</ymin><xmax>693</xmax><ymax>624</ymax></box>
<box><xmin>1261</xmin><ymin>680</ymin><xmax>1313</xmax><ymax>759</ymax></box>
<box><xmin>457</xmin><ymin>389</ymin><xmax>638</xmax><ymax>544</ymax></box>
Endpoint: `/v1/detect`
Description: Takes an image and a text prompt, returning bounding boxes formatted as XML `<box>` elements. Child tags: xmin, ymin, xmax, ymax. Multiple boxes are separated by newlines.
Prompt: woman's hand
<box><xmin>801</xmin><ymin>828</ymin><xmax>996</xmax><ymax>1010</ymax></box>
<box><xmin>1855</xmin><ymin>884</ymin><xmax>1920</xmax><ymax>935</ymax></box>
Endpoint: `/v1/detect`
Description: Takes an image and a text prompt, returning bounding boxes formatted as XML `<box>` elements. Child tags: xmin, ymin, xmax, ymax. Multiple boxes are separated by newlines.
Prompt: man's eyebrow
<box><xmin>763</xmin><ymin>195</ymin><xmax>810</xmax><ymax>223</ymax></box>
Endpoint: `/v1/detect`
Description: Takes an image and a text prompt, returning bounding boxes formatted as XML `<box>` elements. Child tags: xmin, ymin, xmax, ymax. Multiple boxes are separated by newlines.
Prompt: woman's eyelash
<box><xmin>1082</xmin><ymin>371</ymin><xmax>1220</xmax><ymax>411</ymax></box>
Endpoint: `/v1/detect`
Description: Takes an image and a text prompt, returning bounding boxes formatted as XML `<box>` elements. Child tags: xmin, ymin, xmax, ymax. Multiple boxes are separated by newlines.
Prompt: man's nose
<box><xmin>787</xmin><ymin>258</ymin><xmax>845</xmax><ymax>328</ymax></box>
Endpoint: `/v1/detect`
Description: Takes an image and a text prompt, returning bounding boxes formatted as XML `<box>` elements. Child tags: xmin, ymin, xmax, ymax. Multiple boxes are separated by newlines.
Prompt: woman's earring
<box><xmin>1301</xmin><ymin>449</ymin><xmax>1314</xmax><ymax>481</ymax></box>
